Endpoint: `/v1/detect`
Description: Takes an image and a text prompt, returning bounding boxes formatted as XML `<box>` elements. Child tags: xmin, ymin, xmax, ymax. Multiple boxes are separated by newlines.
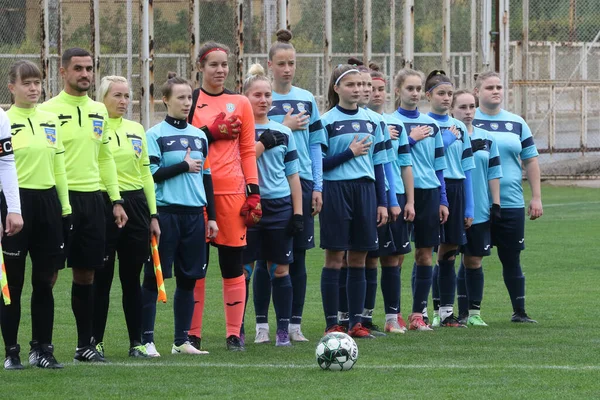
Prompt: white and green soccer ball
<box><xmin>315</xmin><ymin>332</ymin><xmax>358</xmax><ymax>371</ymax></box>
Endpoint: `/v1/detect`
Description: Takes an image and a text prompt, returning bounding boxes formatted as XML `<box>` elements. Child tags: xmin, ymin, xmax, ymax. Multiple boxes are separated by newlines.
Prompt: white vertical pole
<box><xmin>403</xmin><ymin>0</ymin><xmax>414</xmax><ymax>68</ymax></box>
<box><xmin>126</xmin><ymin>0</ymin><xmax>133</xmax><ymax>118</ymax></box>
<box><xmin>92</xmin><ymin>0</ymin><xmax>101</xmax><ymax>92</ymax></box>
<box><xmin>481</xmin><ymin>0</ymin><xmax>492</xmax><ymax>70</ymax></box>
<box><xmin>324</xmin><ymin>0</ymin><xmax>332</xmax><ymax>85</ymax></box>
<box><xmin>363</xmin><ymin>0</ymin><xmax>372</xmax><ymax>64</ymax></box>
<box><xmin>140</xmin><ymin>0</ymin><xmax>153</xmax><ymax>129</ymax></box>
<box><xmin>41</xmin><ymin>0</ymin><xmax>51</xmax><ymax>100</ymax></box>
<box><xmin>520</xmin><ymin>0</ymin><xmax>529</xmax><ymax>119</ymax></box>
<box><xmin>442</xmin><ymin>0</ymin><xmax>451</xmax><ymax>73</ymax></box>
<box><xmin>389</xmin><ymin>0</ymin><xmax>395</xmax><ymax>108</ymax></box>
<box><xmin>278</xmin><ymin>0</ymin><xmax>287</xmax><ymax>29</ymax></box>
<box><xmin>470</xmin><ymin>0</ymin><xmax>476</xmax><ymax>87</ymax></box>
<box><xmin>499</xmin><ymin>0</ymin><xmax>510</xmax><ymax>106</ymax></box>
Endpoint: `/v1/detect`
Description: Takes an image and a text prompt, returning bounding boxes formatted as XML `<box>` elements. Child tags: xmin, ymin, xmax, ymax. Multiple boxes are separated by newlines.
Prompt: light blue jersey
<box><xmin>474</xmin><ymin>109</ymin><xmax>538</xmax><ymax>208</ymax></box>
<box><xmin>365</xmin><ymin>108</ymin><xmax>394</xmax><ymax>163</ymax></box>
<box><xmin>384</xmin><ymin>113</ymin><xmax>412</xmax><ymax>195</ymax></box>
<box><xmin>392</xmin><ymin>109</ymin><xmax>446</xmax><ymax>189</ymax></box>
<box><xmin>147</xmin><ymin>120</ymin><xmax>209</xmax><ymax>208</ymax></box>
<box><xmin>428</xmin><ymin>113</ymin><xmax>475</xmax><ymax>179</ymax></box>
<box><xmin>269</xmin><ymin>86</ymin><xmax>326</xmax><ymax>182</ymax></box>
<box><xmin>255</xmin><ymin>120</ymin><xmax>299</xmax><ymax>200</ymax></box>
<box><xmin>470</xmin><ymin>127</ymin><xmax>503</xmax><ymax>224</ymax></box>
<box><xmin>322</xmin><ymin>106</ymin><xmax>387</xmax><ymax>181</ymax></box>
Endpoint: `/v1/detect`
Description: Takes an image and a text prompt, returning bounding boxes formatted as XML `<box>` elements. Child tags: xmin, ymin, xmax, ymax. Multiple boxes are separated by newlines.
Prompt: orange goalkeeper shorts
<box><xmin>213</xmin><ymin>194</ymin><xmax>247</xmax><ymax>247</ymax></box>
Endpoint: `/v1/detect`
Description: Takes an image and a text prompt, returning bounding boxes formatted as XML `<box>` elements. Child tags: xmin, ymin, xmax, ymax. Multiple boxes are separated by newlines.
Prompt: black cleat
<box><xmin>440</xmin><ymin>314</ymin><xmax>468</xmax><ymax>328</ymax></box>
<box><xmin>361</xmin><ymin>321</ymin><xmax>387</xmax><ymax>337</ymax></box>
<box><xmin>74</xmin><ymin>345</ymin><xmax>107</xmax><ymax>363</ymax></box>
<box><xmin>29</xmin><ymin>340</ymin><xmax>41</xmax><ymax>366</ymax></box>
<box><xmin>189</xmin><ymin>335</ymin><xmax>202</xmax><ymax>350</ymax></box>
<box><xmin>37</xmin><ymin>345</ymin><xmax>64</xmax><ymax>369</ymax></box>
<box><xmin>4</xmin><ymin>345</ymin><xmax>24</xmax><ymax>370</ymax></box>
<box><xmin>226</xmin><ymin>335</ymin><xmax>245</xmax><ymax>352</ymax></box>
<box><xmin>511</xmin><ymin>311</ymin><xmax>537</xmax><ymax>323</ymax></box>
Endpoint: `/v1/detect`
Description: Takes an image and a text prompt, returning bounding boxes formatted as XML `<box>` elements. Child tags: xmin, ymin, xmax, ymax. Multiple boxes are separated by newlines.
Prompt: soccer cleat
<box><xmin>440</xmin><ymin>314</ymin><xmax>467</xmax><ymax>328</ymax></box>
<box><xmin>324</xmin><ymin>324</ymin><xmax>347</xmax><ymax>334</ymax></box>
<box><xmin>172</xmin><ymin>341</ymin><xmax>209</xmax><ymax>355</ymax></box>
<box><xmin>275</xmin><ymin>329</ymin><xmax>292</xmax><ymax>347</ymax></box>
<box><xmin>384</xmin><ymin>318</ymin><xmax>406</xmax><ymax>334</ymax></box>
<box><xmin>408</xmin><ymin>313</ymin><xmax>433</xmax><ymax>331</ymax></box>
<box><xmin>467</xmin><ymin>315</ymin><xmax>488</xmax><ymax>327</ymax></box>
<box><xmin>144</xmin><ymin>342</ymin><xmax>161</xmax><ymax>357</ymax></box>
<box><xmin>240</xmin><ymin>333</ymin><xmax>245</xmax><ymax>347</ymax></box>
<box><xmin>28</xmin><ymin>340</ymin><xmax>41</xmax><ymax>366</ymax></box>
<box><xmin>362</xmin><ymin>321</ymin><xmax>387</xmax><ymax>337</ymax></box>
<box><xmin>74</xmin><ymin>345</ymin><xmax>107</xmax><ymax>363</ymax></box>
<box><xmin>431</xmin><ymin>314</ymin><xmax>441</xmax><ymax>327</ymax></box>
<box><xmin>397</xmin><ymin>314</ymin><xmax>408</xmax><ymax>331</ymax></box>
<box><xmin>458</xmin><ymin>313</ymin><xmax>469</xmax><ymax>326</ymax></box>
<box><xmin>422</xmin><ymin>307</ymin><xmax>429</xmax><ymax>325</ymax></box>
<box><xmin>348</xmin><ymin>323</ymin><xmax>376</xmax><ymax>339</ymax></box>
<box><xmin>254</xmin><ymin>327</ymin><xmax>271</xmax><ymax>344</ymax></box>
<box><xmin>189</xmin><ymin>335</ymin><xmax>202</xmax><ymax>350</ymax></box>
<box><xmin>4</xmin><ymin>345</ymin><xmax>24</xmax><ymax>370</ymax></box>
<box><xmin>226</xmin><ymin>335</ymin><xmax>245</xmax><ymax>352</ymax></box>
<box><xmin>511</xmin><ymin>311</ymin><xmax>537</xmax><ymax>323</ymax></box>
<box><xmin>289</xmin><ymin>329</ymin><xmax>309</xmax><ymax>342</ymax></box>
<box><xmin>128</xmin><ymin>345</ymin><xmax>150</xmax><ymax>358</ymax></box>
<box><xmin>95</xmin><ymin>341</ymin><xmax>105</xmax><ymax>358</ymax></box>
<box><xmin>36</xmin><ymin>346</ymin><xmax>64</xmax><ymax>369</ymax></box>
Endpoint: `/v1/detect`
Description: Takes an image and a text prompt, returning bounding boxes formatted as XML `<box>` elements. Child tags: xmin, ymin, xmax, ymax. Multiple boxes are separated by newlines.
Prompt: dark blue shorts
<box><xmin>293</xmin><ymin>179</ymin><xmax>316</xmax><ymax>251</ymax></box>
<box><xmin>320</xmin><ymin>179</ymin><xmax>378</xmax><ymax>252</ymax></box>
<box><xmin>389</xmin><ymin>193</ymin><xmax>412</xmax><ymax>255</ymax></box>
<box><xmin>367</xmin><ymin>222</ymin><xmax>396</xmax><ymax>258</ymax></box>
<box><xmin>412</xmin><ymin>188</ymin><xmax>441</xmax><ymax>249</ymax></box>
<box><xmin>491</xmin><ymin>207</ymin><xmax>525</xmax><ymax>250</ymax></box>
<box><xmin>144</xmin><ymin>208</ymin><xmax>207</xmax><ymax>279</ymax></box>
<box><xmin>243</xmin><ymin>197</ymin><xmax>294</xmax><ymax>265</ymax></box>
<box><xmin>462</xmin><ymin>221</ymin><xmax>492</xmax><ymax>257</ymax></box>
<box><xmin>441</xmin><ymin>179</ymin><xmax>467</xmax><ymax>246</ymax></box>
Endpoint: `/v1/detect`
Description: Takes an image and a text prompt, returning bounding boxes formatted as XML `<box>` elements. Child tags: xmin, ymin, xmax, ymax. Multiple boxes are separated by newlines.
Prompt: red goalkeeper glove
<box><xmin>204</xmin><ymin>112</ymin><xmax>241</xmax><ymax>142</ymax></box>
<box><xmin>240</xmin><ymin>183</ymin><xmax>262</xmax><ymax>227</ymax></box>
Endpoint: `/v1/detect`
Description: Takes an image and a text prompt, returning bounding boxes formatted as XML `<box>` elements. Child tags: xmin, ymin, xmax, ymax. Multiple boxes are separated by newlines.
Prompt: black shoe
<box><xmin>4</xmin><ymin>345</ymin><xmax>24</xmax><ymax>370</ymax></box>
<box><xmin>29</xmin><ymin>340</ymin><xmax>41</xmax><ymax>366</ymax></box>
<box><xmin>511</xmin><ymin>311</ymin><xmax>537</xmax><ymax>323</ymax></box>
<box><xmin>189</xmin><ymin>335</ymin><xmax>202</xmax><ymax>350</ymax></box>
<box><xmin>440</xmin><ymin>314</ymin><xmax>468</xmax><ymax>328</ymax></box>
<box><xmin>457</xmin><ymin>313</ymin><xmax>469</xmax><ymax>326</ymax></box>
<box><xmin>37</xmin><ymin>345</ymin><xmax>64</xmax><ymax>369</ymax></box>
<box><xmin>128</xmin><ymin>345</ymin><xmax>150</xmax><ymax>358</ymax></box>
<box><xmin>226</xmin><ymin>335</ymin><xmax>245</xmax><ymax>352</ymax></box>
<box><xmin>361</xmin><ymin>321</ymin><xmax>387</xmax><ymax>337</ymax></box>
<box><xmin>74</xmin><ymin>345</ymin><xmax>107</xmax><ymax>363</ymax></box>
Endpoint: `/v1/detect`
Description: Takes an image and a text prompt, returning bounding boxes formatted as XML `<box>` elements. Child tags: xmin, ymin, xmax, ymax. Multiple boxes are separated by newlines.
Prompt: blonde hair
<box><xmin>393</xmin><ymin>68</ymin><xmax>424</xmax><ymax>107</ymax></box>
<box><xmin>474</xmin><ymin>71</ymin><xmax>501</xmax><ymax>89</ymax></box>
<box><xmin>243</xmin><ymin>63</ymin><xmax>270</xmax><ymax>94</ymax></box>
<box><xmin>97</xmin><ymin>75</ymin><xmax>128</xmax><ymax>102</ymax></box>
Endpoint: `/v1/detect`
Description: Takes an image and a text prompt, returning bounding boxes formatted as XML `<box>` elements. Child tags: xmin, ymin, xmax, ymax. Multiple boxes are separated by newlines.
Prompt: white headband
<box><xmin>335</xmin><ymin>69</ymin><xmax>360</xmax><ymax>86</ymax></box>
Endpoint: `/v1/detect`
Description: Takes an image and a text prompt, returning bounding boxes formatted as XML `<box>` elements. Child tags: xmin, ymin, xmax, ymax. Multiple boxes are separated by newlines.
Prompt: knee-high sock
<box><xmin>31</xmin><ymin>260</ymin><xmax>55</xmax><ymax>345</ymax></box>
<box><xmin>92</xmin><ymin>255</ymin><xmax>115</xmax><ymax>343</ymax></box>
<box><xmin>347</xmin><ymin>267</ymin><xmax>366</xmax><ymax>329</ymax></box>
<box><xmin>189</xmin><ymin>278</ymin><xmax>206</xmax><ymax>338</ymax></box>
<box><xmin>119</xmin><ymin>258</ymin><xmax>144</xmax><ymax>347</ymax></box>
<box><xmin>338</xmin><ymin>267</ymin><xmax>348</xmax><ymax>316</ymax></box>
<box><xmin>253</xmin><ymin>260</ymin><xmax>271</xmax><ymax>325</ymax></box>
<box><xmin>272</xmin><ymin>275</ymin><xmax>293</xmax><ymax>332</ymax></box>
<box><xmin>380</xmin><ymin>266</ymin><xmax>400</xmax><ymax>315</ymax></box>
<box><xmin>173</xmin><ymin>286</ymin><xmax>194</xmax><ymax>346</ymax></box>
<box><xmin>411</xmin><ymin>262</ymin><xmax>417</xmax><ymax>297</ymax></box>
<box><xmin>141</xmin><ymin>274</ymin><xmax>158</xmax><ymax>344</ymax></box>
<box><xmin>412</xmin><ymin>265</ymin><xmax>433</xmax><ymax>313</ymax></box>
<box><xmin>321</xmin><ymin>267</ymin><xmax>340</xmax><ymax>329</ymax></box>
<box><xmin>457</xmin><ymin>262</ymin><xmax>468</xmax><ymax>316</ymax></box>
<box><xmin>289</xmin><ymin>250</ymin><xmax>307</xmax><ymax>325</ymax></box>
<box><xmin>438</xmin><ymin>259</ymin><xmax>457</xmax><ymax>307</ymax></box>
<box><xmin>72</xmin><ymin>282</ymin><xmax>93</xmax><ymax>348</ymax></box>
<box><xmin>0</xmin><ymin>258</ymin><xmax>25</xmax><ymax>348</ymax></box>
<box><xmin>223</xmin><ymin>275</ymin><xmax>246</xmax><ymax>338</ymax></box>
<box><xmin>362</xmin><ymin>267</ymin><xmax>378</xmax><ymax>324</ymax></box>
<box><xmin>498</xmin><ymin>248</ymin><xmax>525</xmax><ymax>312</ymax></box>
<box><xmin>465</xmin><ymin>267</ymin><xmax>484</xmax><ymax>311</ymax></box>
<box><xmin>432</xmin><ymin>264</ymin><xmax>440</xmax><ymax>311</ymax></box>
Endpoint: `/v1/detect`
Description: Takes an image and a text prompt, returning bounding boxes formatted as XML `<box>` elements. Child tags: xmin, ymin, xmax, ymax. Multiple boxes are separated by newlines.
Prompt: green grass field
<box><xmin>3</xmin><ymin>184</ymin><xmax>599</xmax><ymax>399</ymax></box>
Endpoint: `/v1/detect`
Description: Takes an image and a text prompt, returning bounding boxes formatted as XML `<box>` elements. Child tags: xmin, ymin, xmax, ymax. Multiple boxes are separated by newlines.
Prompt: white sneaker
<box><xmin>289</xmin><ymin>328</ymin><xmax>309</xmax><ymax>342</ymax></box>
<box><xmin>254</xmin><ymin>327</ymin><xmax>270</xmax><ymax>344</ymax></box>
<box><xmin>171</xmin><ymin>341</ymin><xmax>209</xmax><ymax>355</ymax></box>
<box><xmin>144</xmin><ymin>342</ymin><xmax>161</xmax><ymax>358</ymax></box>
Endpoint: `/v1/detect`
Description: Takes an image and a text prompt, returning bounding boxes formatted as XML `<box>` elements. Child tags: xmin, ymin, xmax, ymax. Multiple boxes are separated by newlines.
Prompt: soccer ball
<box><xmin>315</xmin><ymin>332</ymin><xmax>358</xmax><ymax>371</ymax></box>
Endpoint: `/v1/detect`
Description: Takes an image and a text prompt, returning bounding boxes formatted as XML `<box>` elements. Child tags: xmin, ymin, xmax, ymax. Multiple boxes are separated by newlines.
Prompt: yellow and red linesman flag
<box><xmin>0</xmin><ymin>247</ymin><xmax>11</xmax><ymax>305</ymax></box>
<box><xmin>151</xmin><ymin>235</ymin><xmax>167</xmax><ymax>303</ymax></box>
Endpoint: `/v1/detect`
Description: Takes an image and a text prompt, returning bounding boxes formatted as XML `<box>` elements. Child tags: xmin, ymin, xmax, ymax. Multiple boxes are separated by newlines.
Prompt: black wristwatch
<box><xmin>112</xmin><ymin>199</ymin><xmax>125</xmax><ymax>206</ymax></box>
<box><xmin>150</xmin><ymin>214</ymin><xmax>159</xmax><ymax>220</ymax></box>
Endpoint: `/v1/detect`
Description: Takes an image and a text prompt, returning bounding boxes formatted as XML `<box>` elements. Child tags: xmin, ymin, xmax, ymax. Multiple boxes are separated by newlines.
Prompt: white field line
<box><xmin>81</xmin><ymin>361</ymin><xmax>600</xmax><ymax>372</ymax></box>
<box><xmin>544</xmin><ymin>201</ymin><xmax>600</xmax><ymax>208</ymax></box>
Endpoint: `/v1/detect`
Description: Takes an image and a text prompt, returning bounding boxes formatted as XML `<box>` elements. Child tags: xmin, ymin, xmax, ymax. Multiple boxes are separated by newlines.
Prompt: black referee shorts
<box><xmin>66</xmin><ymin>191</ymin><xmax>106</xmax><ymax>269</ymax></box>
<box><xmin>1</xmin><ymin>187</ymin><xmax>63</xmax><ymax>267</ymax></box>
<box><xmin>103</xmin><ymin>190</ymin><xmax>151</xmax><ymax>265</ymax></box>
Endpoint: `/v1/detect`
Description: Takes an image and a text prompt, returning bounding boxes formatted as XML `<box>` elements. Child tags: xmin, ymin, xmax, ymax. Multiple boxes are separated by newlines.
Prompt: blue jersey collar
<box><xmin>396</xmin><ymin>107</ymin><xmax>420</xmax><ymax>119</ymax></box>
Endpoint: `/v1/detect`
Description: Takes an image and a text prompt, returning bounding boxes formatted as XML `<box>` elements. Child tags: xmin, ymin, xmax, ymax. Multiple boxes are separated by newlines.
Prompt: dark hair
<box><xmin>161</xmin><ymin>72</ymin><xmax>191</xmax><ymax>100</ymax></box>
<box><xmin>197</xmin><ymin>42</ymin><xmax>230</xmax><ymax>67</ymax></box>
<box><xmin>326</xmin><ymin>64</ymin><xmax>360</xmax><ymax>111</ymax></box>
<box><xmin>451</xmin><ymin>89</ymin><xmax>475</xmax><ymax>108</ymax></box>
<box><xmin>425</xmin><ymin>69</ymin><xmax>452</xmax><ymax>93</ymax></box>
<box><xmin>268</xmin><ymin>29</ymin><xmax>295</xmax><ymax>60</ymax></box>
<box><xmin>368</xmin><ymin>61</ymin><xmax>385</xmax><ymax>81</ymax></box>
<box><xmin>8</xmin><ymin>60</ymin><xmax>42</xmax><ymax>85</ymax></box>
<box><xmin>347</xmin><ymin>57</ymin><xmax>369</xmax><ymax>73</ymax></box>
<box><xmin>62</xmin><ymin>47</ymin><xmax>91</xmax><ymax>67</ymax></box>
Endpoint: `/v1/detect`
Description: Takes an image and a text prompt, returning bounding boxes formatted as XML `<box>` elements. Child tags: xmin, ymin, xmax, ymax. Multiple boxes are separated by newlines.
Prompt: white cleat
<box><xmin>144</xmin><ymin>342</ymin><xmax>161</xmax><ymax>358</ymax></box>
<box><xmin>171</xmin><ymin>341</ymin><xmax>209</xmax><ymax>355</ymax></box>
<box><xmin>254</xmin><ymin>327</ymin><xmax>271</xmax><ymax>344</ymax></box>
<box><xmin>289</xmin><ymin>329</ymin><xmax>309</xmax><ymax>342</ymax></box>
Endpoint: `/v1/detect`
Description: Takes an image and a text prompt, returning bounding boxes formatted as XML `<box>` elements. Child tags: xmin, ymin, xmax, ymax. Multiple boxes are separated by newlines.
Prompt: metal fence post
<box><xmin>91</xmin><ymin>0</ymin><xmax>101</xmax><ymax>93</ymax></box>
<box><xmin>499</xmin><ymin>0</ymin><xmax>509</xmax><ymax>105</ymax></box>
<box><xmin>442</xmin><ymin>0</ymin><xmax>450</xmax><ymax>74</ymax></box>
<box><xmin>481</xmin><ymin>0</ymin><xmax>492</xmax><ymax>70</ymax></box>
<box><xmin>40</xmin><ymin>0</ymin><xmax>50</xmax><ymax>101</ymax></box>
<box><xmin>235</xmin><ymin>0</ymin><xmax>244</xmax><ymax>93</ymax></box>
<box><xmin>363</xmin><ymin>0</ymin><xmax>372</xmax><ymax>65</ymax></box>
<box><xmin>470</xmin><ymin>0</ymin><xmax>477</xmax><ymax>87</ymax></box>
<box><xmin>189</xmin><ymin>0</ymin><xmax>200</xmax><ymax>88</ymax></box>
<box><xmin>324</xmin><ymin>0</ymin><xmax>332</xmax><ymax>94</ymax></box>
<box><xmin>389</xmin><ymin>0</ymin><xmax>395</xmax><ymax>108</ymax></box>
<box><xmin>520</xmin><ymin>0</ymin><xmax>528</xmax><ymax>120</ymax></box>
<box><xmin>403</xmin><ymin>0</ymin><xmax>414</xmax><ymax>68</ymax></box>
<box><xmin>140</xmin><ymin>0</ymin><xmax>154</xmax><ymax>129</ymax></box>
<box><xmin>126</xmin><ymin>0</ymin><xmax>133</xmax><ymax>118</ymax></box>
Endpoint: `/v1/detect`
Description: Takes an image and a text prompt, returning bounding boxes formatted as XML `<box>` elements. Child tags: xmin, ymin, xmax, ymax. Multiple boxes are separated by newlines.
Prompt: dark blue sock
<box><xmin>338</xmin><ymin>267</ymin><xmax>348</xmax><ymax>314</ymax></box>
<box><xmin>411</xmin><ymin>262</ymin><xmax>417</xmax><ymax>297</ymax></box>
<box><xmin>321</xmin><ymin>267</ymin><xmax>340</xmax><ymax>329</ymax></box>
<box><xmin>289</xmin><ymin>250</ymin><xmax>307</xmax><ymax>325</ymax></box>
<box><xmin>253</xmin><ymin>260</ymin><xmax>271</xmax><ymax>324</ymax></box>
<box><xmin>432</xmin><ymin>264</ymin><xmax>440</xmax><ymax>311</ymax></box>
<box><xmin>412</xmin><ymin>265</ymin><xmax>433</xmax><ymax>313</ymax></box>
<box><xmin>457</xmin><ymin>262</ymin><xmax>468</xmax><ymax>316</ymax></box>
<box><xmin>465</xmin><ymin>267</ymin><xmax>484</xmax><ymax>310</ymax></box>
<box><xmin>498</xmin><ymin>248</ymin><xmax>525</xmax><ymax>312</ymax></box>
<box><xmin>438</xmin><ymin>259</ymin><xmax>456</xmax><ymax>307</ymax></box>
<box><xmin>173</xmin><ymin>287</ymin><xmax>194</xmax><ymax>346</ymax></box>
<box><xmin>347</xmin><ymin>267</ymin><xmax>366</xmax><ymax>329</ymax></box>
<box><xmin>380</xmin><ymin>266</ymin><xmax>400</xmax><ymax>314</ymax></box>
<box><xmin>141</xmin><ymin>275</ymin><xmax>157</xmax><ymax>344</ymax></box>
<box><xmin>362</xmin><ymin>268</ymin><xmax>378</xmax><ymax>323</ymax></box>
<box><xmin>272</xmin><ymin>275</ymin><xmax>292</xmax><ymax>332</ymax></box>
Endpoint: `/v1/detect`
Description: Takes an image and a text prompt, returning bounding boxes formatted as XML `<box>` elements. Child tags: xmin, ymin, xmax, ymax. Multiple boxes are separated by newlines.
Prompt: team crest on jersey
<box><xmin>282</xmin><ymin>103</ymin><xmax>292</xmax><ymax>113</ymax></box>
<box><xmin>226</xmin><ymin>103</ymin><xmax>236</xmax><ymax>112</ymax></box>
<box><xmin>44</xmin><ymin>128</ymin><xmax>56</xmax><ymax>145</ymax></box>
<box><xmin>132</xmin><ymin>139</ymin><xmax>142</xmax><ymax>158</ymax></box>
<box><xmin>490</xmin><ymin>123</ymin><xmax>499</xmax><ymax>130</ymax></box>
<box><xmin>352</xmin><ymin>122</ymin><xmax>361</xmax><ymax>132</ymax></box>
<box><xmin>366</xmin><ymin>122</ymin><xmax>374</xmax><ymax>133</ymax></box>
<box><xmin>297</xmin><ymin>102</ymin><xmax>305</xmax><ymax>112</ymax></box>
<box><xmin>505</xmin><ymin>122</ymin><xmax>513</xmax><ymax>131</ymax></box>
<box><xmin>194</xmin><ymin>138</ymin><xmax>203</xmax><ymax>150</ymax></box>
<box><xmin>180</xmin><ymin>137</ymin><xmax>189</xmax><ymax>148</ymax></box>
<box><xmin>93</xmin><ymin>120</ymin><xmax>103</xmax><ymax>138</ymax></box>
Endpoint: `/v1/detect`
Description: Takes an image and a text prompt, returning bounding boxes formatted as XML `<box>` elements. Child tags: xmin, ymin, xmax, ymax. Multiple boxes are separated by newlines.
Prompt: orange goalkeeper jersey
<box><xmin>189</xmin><ymin>88</ymin><xmax>258</xmax><ymax>195</ymax></box>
